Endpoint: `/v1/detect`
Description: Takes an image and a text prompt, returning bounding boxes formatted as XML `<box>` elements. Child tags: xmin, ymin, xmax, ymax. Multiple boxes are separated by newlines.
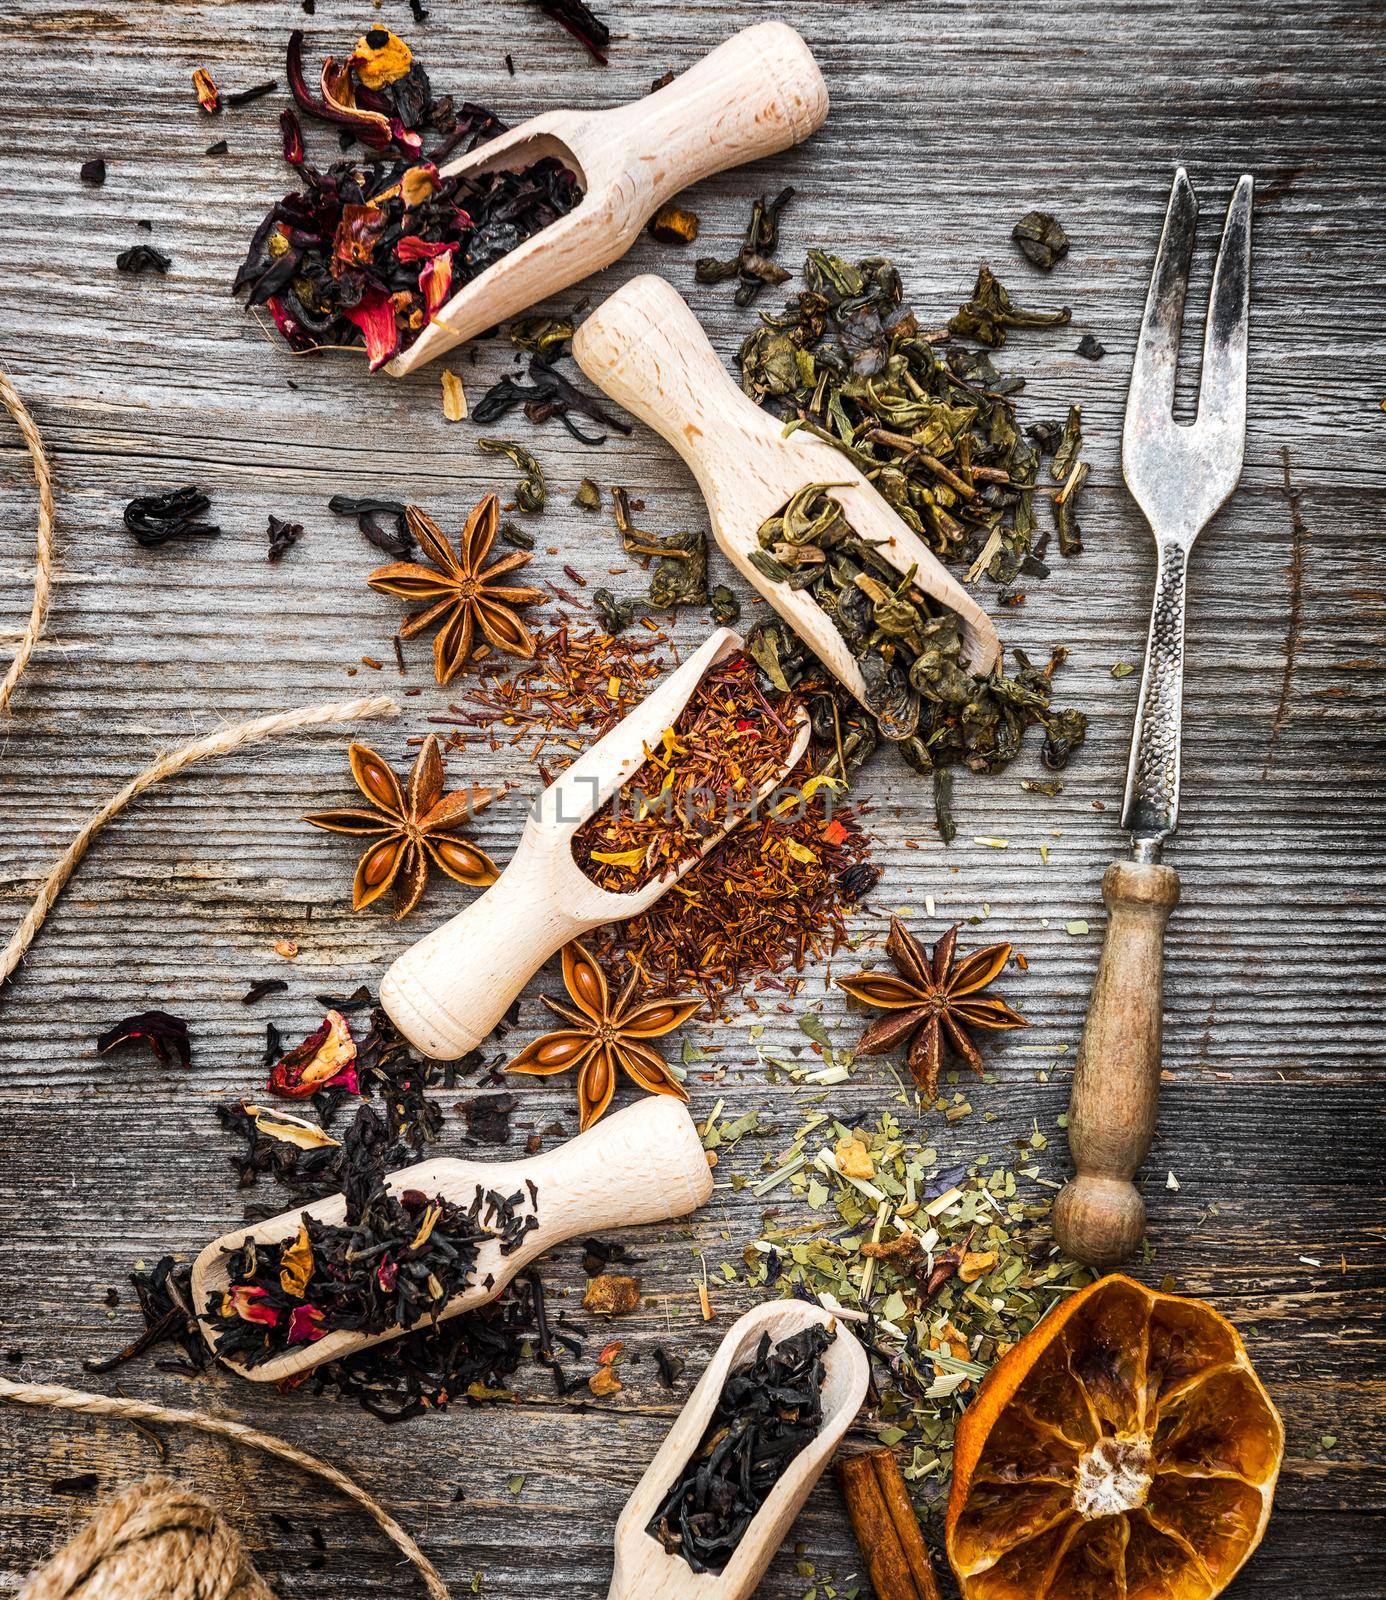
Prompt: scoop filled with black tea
<box><xmin>607</xmin><ymin>1301</ymin><xmax>868</xmax><ymax>1599</ymax></box>
<box><xmin>191</xmin><ymin>1096</ymin><xmax>713</xmax><ymax>1382</ymax></box>
<box><xmin>387</xmin><ymin>23</ymin><xmax>827</xmax><ymax>374</ymax></box>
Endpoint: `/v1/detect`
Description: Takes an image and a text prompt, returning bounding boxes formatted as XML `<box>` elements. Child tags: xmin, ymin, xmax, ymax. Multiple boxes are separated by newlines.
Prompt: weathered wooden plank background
<box><xmin>1</xmin><ymin>0</ymin><xmax>1383</xmax><ymax>1595</ymax></box>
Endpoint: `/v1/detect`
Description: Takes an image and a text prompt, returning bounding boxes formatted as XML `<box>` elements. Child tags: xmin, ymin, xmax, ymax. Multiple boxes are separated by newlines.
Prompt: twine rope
<box><xmin>0</xmin><ymin>369</ymin><xmax>57</xmax><ymax>716</ymax></box>
<box><xmin>0</xmin><ymin>1378</ymin><xmax>449</xmax><ymax>1600</ymax></box>
<box><xmin>19</xmin><ymin>1477</ymin><xmax>274</xmax><ymax>1600</ymax></box>
<box><xmin>1</xmin><ymin>696</ymin><xmax>399</xmax><ymax>986</ymax></box>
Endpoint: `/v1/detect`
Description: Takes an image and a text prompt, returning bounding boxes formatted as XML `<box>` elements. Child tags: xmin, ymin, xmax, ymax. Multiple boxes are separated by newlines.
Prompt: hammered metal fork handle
<box><xmin>1122</xmin><ymin>541</ymin><xmax>1190</xmax><ymax>860</ymax></box>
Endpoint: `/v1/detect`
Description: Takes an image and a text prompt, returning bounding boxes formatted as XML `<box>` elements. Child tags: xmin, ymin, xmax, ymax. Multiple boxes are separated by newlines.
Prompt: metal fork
<box><xmin>1054</xmin><ymin>169</ymin><xmax>1254</xmax><ymax>1269</ymax></box>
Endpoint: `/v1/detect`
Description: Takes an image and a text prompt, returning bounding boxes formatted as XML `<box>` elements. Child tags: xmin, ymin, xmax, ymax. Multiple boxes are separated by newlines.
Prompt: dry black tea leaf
<box><xmin>116</xmin><ymin>244</ymin><xmax>171</xmax><ymax>275</ymax></box>
<box><xmin>206</xmin><ymin>139</ymin><xmax>229</xmax><ymax>156</ymax></box>
<box><xmin>652</xmin><ymin>1346</ymin><xmax>685</xmax><ymax>1388</ymax></box>
<box><xmin>243</xmin><ymin>978</ymin><xmax>289</xmax><ymax>1005</ymax></box>
<box><xmin>526</xmin><ymin>0</ymin><xmax>610</xmax><ymax>64</ymax></box>
<box><xmin>474</xmin><ymin>323</ymin><xmax>629</xmax><ymax>444</ymax></box>
<box><xmin>96</xmin><ymin>1010</ymin><xmax>192</xmax><ymax>1069</ymax></box>
<box><xmin>227</xmin><ymin>79</ymin><xmax>277</xmax><ymax>107</ymax></box>
<box><xmin>1076</xmin><ymin>333</ymin><xmax>1105</xmax><ymax>361</ymax></box>
<box><xmin>1012</xmin><ymin>210</ymin><xmax>1069</xmax><ymax>271</ymax></box>
<box><xmin>124</xmin><ymin>486</ymin><xmax>219</xmax><ymax>548</ymax></box>
<box><xmin>648</xmin><ymin>1325</ymin><xmax>834</xmax><ymax>1572</ymax></box>
<box><xmin>80</xmin><ymin>157</ymin><xmax>106</xmax><ymax>186</ymax></box>
<box><xmin>266</xmin><ymin>514</ymin><xmax>304</xmax><ymax>561</ymax></box>
<box><xmin>950</xmin><ymin>263</ymin><xmax>1071</xmax><ymax>347</ymax></box>
<box><xmin>328</xmin><ymin>494</ymin><xmax>412</xmax><ymax>558</ymax></box>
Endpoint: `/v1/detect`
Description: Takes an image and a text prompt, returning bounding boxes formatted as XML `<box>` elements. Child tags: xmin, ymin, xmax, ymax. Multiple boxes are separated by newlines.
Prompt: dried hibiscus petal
<box><xmin>221</xmin><ymin>1285</ymin><xmax>278</xmax><ymax>1326</ymax></box>
<box><xmin>268</xmin><ymin>1009</ymin><xmax>358</xmax><ymax>1099</ymax></box>
<box><xmin>343</xmin><ymin>288</ymin><xmax>400</xmax><ymax>370</ymax></box>
<box><xmin>96</xmin><ymin>1010</ymin><xmax>192</xmax><ymax>1069</ymax></box>
<box><xmin>287</xmin><ymin>1303</ymin><xmax>327</xmax><ymax>1344</ymax></box>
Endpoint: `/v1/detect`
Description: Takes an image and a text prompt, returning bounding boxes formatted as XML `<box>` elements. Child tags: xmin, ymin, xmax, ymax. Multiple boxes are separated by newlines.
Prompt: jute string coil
<box><xmin>18</xmin><ymin>1477</ymin><xmax>275</xmax><ymax>1600</ymax></box>
<box><xmin>0</xmin><ymin>368</ymin><xmax>56</xmax><ymax>718</ymax></box>
<box><xmin>0</xmin><ymin>1378</ymin><xmax>450</xmax><ymax>1600</ymax></box>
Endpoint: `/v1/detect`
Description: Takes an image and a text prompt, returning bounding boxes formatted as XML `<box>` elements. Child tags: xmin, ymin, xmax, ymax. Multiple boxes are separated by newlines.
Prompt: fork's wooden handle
<box><xmin>381</xmin><ymin>847</ymin><xmax>585</xmax><ymax>1060</ymax></box>
<box><xmin>1053</xmin><ymin>859</ymin><xmax>1180</xmax><ymax>1268</ymax></box>
<box><xmin>605</xmin><ymin>22</ymin><xmax>827</xmax><ymax>199</ymax></box>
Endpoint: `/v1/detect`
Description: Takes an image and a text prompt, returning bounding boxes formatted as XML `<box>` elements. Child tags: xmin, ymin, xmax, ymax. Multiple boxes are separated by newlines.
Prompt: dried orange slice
<box><xmin>947</xmin><ymin>1274</ymin><xmax>1282</xmax><ymax>1600</ymax></box>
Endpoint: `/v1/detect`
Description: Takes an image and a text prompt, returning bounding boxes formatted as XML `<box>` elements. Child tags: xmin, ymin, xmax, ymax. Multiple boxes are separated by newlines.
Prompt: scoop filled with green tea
<box><xmin>572</xmin><ymin>275</ymin><xmax>1002</xmax><ymax>714</ymax></box>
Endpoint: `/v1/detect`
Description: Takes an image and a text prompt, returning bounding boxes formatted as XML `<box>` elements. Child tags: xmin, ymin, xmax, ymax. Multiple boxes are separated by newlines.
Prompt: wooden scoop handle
<box><xmin>1054</xmin><ymin>859</ymin><xmax>1180</xmax><ymax>1268</ymax></box>
<box><xmin>381</xmin><ymin>844</ymin><xmax>585</xmax><ymax>1061</ymax></box>
<box><xmin>603</xmin><ymin>21</ymin><xmax>828</xmax><ymax>199</ymax></box>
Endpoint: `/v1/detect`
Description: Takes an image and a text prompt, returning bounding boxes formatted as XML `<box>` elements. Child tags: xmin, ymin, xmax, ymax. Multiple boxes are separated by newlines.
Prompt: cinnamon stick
<box><xmin>834</xmin><ymin>1447</ymin><xmax>941</xmax><ymax>1600</ymax></box>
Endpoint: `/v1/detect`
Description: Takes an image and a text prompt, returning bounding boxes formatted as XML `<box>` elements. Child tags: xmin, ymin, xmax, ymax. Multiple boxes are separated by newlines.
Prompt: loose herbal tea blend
<box><xmin>571</xmin><ymin>653</ymin><xmax>805</xmax><ymax>893</ymax></box>
<box><xmin>740</xmin><ymin>1109</ymin><xmax>1094</xmax><ymax>1486</ymax></box>
<box><xmin>206</xmin><ymin>1105</ymin><xmax>539</xmax><ymax>1366</ymax></box>
<box><xmin>647</xmin><ymin>1323</ymin><xmax>835</xmax><ymax>1572</ymax></box>
<box><xmin>234</xmin><ymin>30</ymin><xmax>583</xmax><ymax>368</ymax></box>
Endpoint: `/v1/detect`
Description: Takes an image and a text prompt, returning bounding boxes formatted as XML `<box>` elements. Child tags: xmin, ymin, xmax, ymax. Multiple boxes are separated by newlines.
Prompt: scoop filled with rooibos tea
<box><xmin>607</xmin><ymin>1301</ymin><xmax>868</xmax><ymax>1599</ymax></box>
<box><xmin>380</xmin><ymin>627</ymin><xmax>810</xmax><ymax>1062</ymax></box>
<box><xmin>191</xmin><ymin>1096</ymin><xmax>713</xmax><ymax>1383</ymax></box>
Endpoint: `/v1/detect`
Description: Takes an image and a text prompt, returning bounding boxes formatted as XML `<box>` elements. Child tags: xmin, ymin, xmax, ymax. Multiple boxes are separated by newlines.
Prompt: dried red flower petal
<box><xmin>418</xmin><ymin>250</ymin><xmax>454</xmax><ymax>317</ymax></box>
<box><xmin>268</xmin><ymin>1010</ymin><xmax>358</xmax><ymax>1099</ymax></box>
<box><xmin>279</xmin><ymin>108</ymin><xmax>306</xmax><ymax>166</ymax></box>
<box><xmin>287</xmin><ymin>1304</ymin><xmax>328</xmax><ymax>1344</ymax></box>
<box><xmin>222</xmin><ymin>1285</ymin><xmax>278</xmax><ymax>1327</ymax></box>
<box><xmin>344</xmin><ymin>288</ymin><xmax>400</xmax><ymax>370</ymax></box>
<box><xmin>95</xmin><ymin>1010</ymin><xmax>191</xmax><ymax>1069</ymax></box>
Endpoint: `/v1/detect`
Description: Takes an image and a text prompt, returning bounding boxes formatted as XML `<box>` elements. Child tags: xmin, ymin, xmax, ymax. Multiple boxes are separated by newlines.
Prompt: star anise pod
<box><xmin>367</xmin><ymin>494</ymin><xmax>544</xmax><ymax>685</ymax></box>
<box><xmin>838</xmin><ymin>919</ymin><xmax>1027</xmax><ymax>1095</ymax></box>
<box><xmin>305</xmin><ymin>734</ymin><xmax>502</xmax><ymax>918</ymax></box>
<box><xmin>507</xmin><ymin>942</ymin><xmax>700</xmax><ymax>1129</ymax></box>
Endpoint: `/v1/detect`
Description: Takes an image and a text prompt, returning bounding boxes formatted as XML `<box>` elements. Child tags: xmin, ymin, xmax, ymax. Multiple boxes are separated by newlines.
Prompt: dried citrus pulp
<box><xmin>946</xmin><ymin>1274</ymin><xmax>1282</xmax><ymax>1600</ymax></box>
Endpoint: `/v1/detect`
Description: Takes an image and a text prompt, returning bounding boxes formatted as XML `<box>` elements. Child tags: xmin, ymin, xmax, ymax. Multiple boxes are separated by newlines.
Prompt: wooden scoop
<box><xmin>191</xmin><ymin>1095</ymin><xmax>713</xmax><ymax>1383</ymax></box>
<box><xmin>572</xmin><ymin>274</ymin><xmax>1002</xmax><ymax>704</ymax></box>
<box><xmin>607</xmin><ymin>1301</ymin><xmax>868</xmax><ymax>1600</ymax></box>
<box><xmin>380</xmin><ymin>627</ymin><xmax>810</xmax><ymax>1061</ymax></box>
<box><xmin>386</xmin><ymin>23</ymin><xmax>828</xmax><ymax>377</ymax></box>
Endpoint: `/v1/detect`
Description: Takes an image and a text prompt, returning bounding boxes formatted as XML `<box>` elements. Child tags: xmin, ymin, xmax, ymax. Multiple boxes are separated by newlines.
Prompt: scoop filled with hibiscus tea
<box><xmin>380</xmin><ymin>628</ymin><xmax>810</xmax><ymax>1062</ymax></box>
<box><xmin>234</xmin><ymin>24</ymin><xmax>828</xmax><ymax>375</ymax></box>
<box><xmin>192</xmin><ymin>1095</ymin><xmax>714</xmax><ymax>1382</ymax></box>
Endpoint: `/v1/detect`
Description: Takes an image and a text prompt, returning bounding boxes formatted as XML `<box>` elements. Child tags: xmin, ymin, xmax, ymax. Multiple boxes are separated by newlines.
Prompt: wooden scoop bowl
<box><xmin>381</xmin><ymin>627</ymin><xmax>809</xmax><ymax>1061</ymax></box>
<box><xmin>387</xmin><ymin>23</ymin><xmax>828</xmax><ymax>376</ymax></box>
<box><xmin>572</xmin><ymin>274</ymin><xmax>1002</xmax><ymax>703</ymax></box>
<box><xmin>191</xmin><ymin>1096</ymin><xmax>713</xmax><ymax>1383</ymax></box>
<box><xmin>607</xmin><ymin>1300</ymin><xmax>868</xmax><ymax>1600</ymax></box>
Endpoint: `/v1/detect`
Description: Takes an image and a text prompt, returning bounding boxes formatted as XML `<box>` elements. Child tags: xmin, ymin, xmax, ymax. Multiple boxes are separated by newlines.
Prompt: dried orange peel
<box><xmin>946</xmin><ymin>1274</ymin><xmax>1282</xmax><ymax>1600</ymax></box>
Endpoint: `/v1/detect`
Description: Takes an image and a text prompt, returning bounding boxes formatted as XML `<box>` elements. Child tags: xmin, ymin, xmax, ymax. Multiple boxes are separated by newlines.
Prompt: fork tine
<box><xmin>1195</xmin><ymin>174</ymin><xmax>1254</xmax><ymax>440</ymax></box>
<box><xmin>1126</xmin><ymin>168</ymin><xmax>1199</xmax><ymax>424</ymax></box>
